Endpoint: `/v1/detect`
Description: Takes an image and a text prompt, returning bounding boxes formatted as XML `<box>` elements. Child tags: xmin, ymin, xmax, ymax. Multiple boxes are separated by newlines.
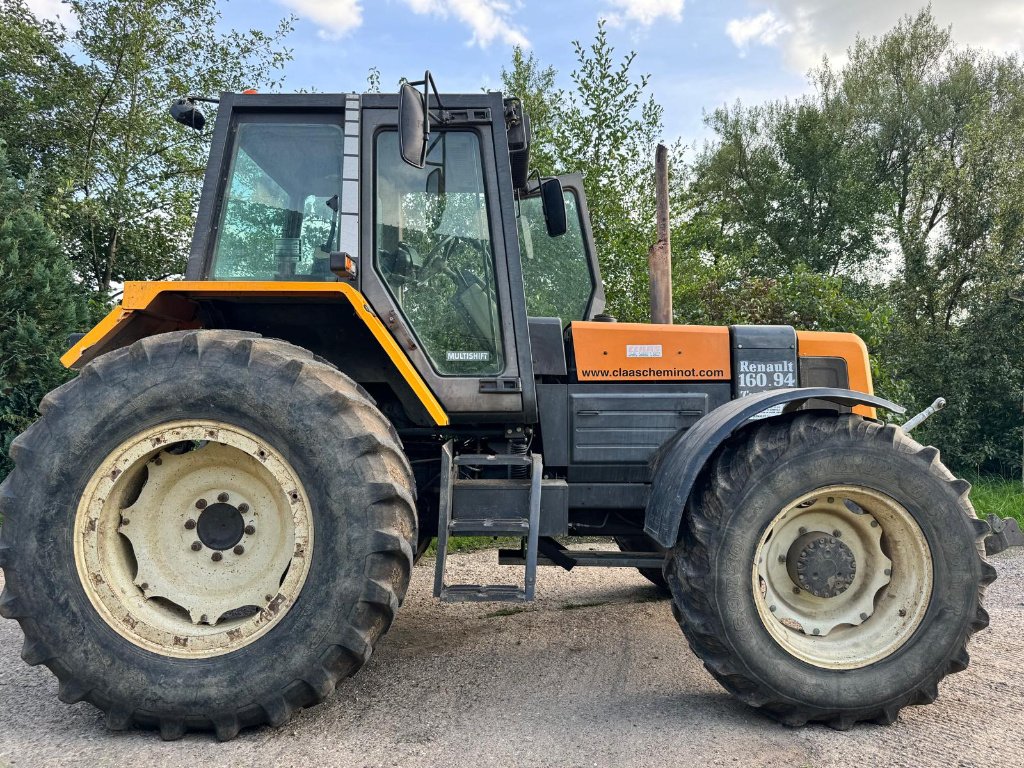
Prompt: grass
<box><xmin>422</xmin><ymin>536</ymin><xmax>520</xmax><ymax>558</ymax></box>
<box><xmin>965</xmin><ymin>474</ymin><xmax>1024</xmax><ymax>526</ymax></box>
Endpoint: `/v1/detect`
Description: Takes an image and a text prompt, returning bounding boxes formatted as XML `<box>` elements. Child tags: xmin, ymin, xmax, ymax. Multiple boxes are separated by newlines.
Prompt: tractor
<box><xmin>0</xmin><ymin>74</ymin><xmax>995</xmax><ymax>740</ymax></box>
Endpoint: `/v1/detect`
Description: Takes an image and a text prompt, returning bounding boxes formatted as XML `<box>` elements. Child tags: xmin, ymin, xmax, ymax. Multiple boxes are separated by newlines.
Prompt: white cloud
<box><xmin>726</xmin><ymin>11</ymin><xmax>790</xmax><ymax>55</ymax></box>
<box><xmin>404</xmin><ymin>0</ymin><xmax>529</xmax><ymax>48</ymax></box>
<box><xmin>725</xmin><ymin>1</ymin><xmax>1024</xmax><ymax>73</ymax></box>
<box><xmin>603</xmin><ymin>0</ymin><xmax>684</xmax><ymax>27</ymax></box>
<box><xmin>25</xmin><ymin>0</ymin><xmax>77</xmax><ymax>28</ymax></box>
<box><xmin>279</xmin><ymin>0</ymin><xmax>528</xmax><ymax>47</ymax></box>
<box><xmin>278</xmin><ymin>0</ymin><xmax>364</xmax><ymax>40</ymax></box>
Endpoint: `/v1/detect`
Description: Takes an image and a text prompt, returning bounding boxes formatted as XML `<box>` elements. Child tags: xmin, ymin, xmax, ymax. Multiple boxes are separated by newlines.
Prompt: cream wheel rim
<box><xmin>74</xmin><ymin>420</ymin><xmax>314</xmax><ymax>659</ymax></box>
<box><xmin>753</xmin><ymin>485</ymin><xmax>932</xmax><ymax>670</ymax></box>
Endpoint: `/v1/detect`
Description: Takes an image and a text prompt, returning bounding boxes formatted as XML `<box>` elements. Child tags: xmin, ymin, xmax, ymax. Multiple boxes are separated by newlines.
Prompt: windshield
<box><xmin>518</xmin><ymin>190</ymin><xmax>595</xmax><ymax>324</ymax></box>
<box><xmin>210</xmin><ymin>121</ymin><xmax>345</xmax><ymax>280</ymax></box>
<box><xmin>374</xmin><ymin>130</ymin><xmax>504</xmax><ymax>376</ymax></box>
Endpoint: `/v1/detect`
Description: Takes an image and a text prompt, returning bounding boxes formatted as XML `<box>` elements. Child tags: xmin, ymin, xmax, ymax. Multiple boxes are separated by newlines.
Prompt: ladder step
<box><xmin>453</xmin><ymin>454</ymin><xmax>532</xmax><ymax>467</ymax></box>
<box><xmin>449</xmin><ymin>518</ymin><xmax>530</xmax><ymax>536</ymax></box>
<box><xmin>439</xmin><ymin>584</ymin><xmax>527</xmax><ymax>603</ymax></box>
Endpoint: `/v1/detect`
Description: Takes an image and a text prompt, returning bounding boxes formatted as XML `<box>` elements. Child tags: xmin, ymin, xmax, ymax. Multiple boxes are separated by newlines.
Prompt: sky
<box><xmin>27</xmin><ymin>0</ymin><xmax>1024</xmax><ymax>148</ymax></box>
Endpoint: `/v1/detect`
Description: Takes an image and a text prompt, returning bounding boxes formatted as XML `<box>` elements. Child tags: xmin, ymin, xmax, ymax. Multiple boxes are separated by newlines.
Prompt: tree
<box><xmin>0</xmin><ymin>0</ymin><xmax>295</xmax><ymax>295</ymax></box>
<box><xmin>501</xmin><ymin>47</ymin><xmax>561</xmax><ymax>176</ymax></box>
<box><xmin>686</xmin><ymin>8</ymin><xmax>1024</xmax><ymax>474</ymax></box>
<box><xmin>0</xmin><ymin>146</ymin><xmax>91</xmax><ymax>478</ymax></box>
<box><xmin>503</xmin><ymin>22</ymin><xmax>683</xmax><ymax>321</ymax></box>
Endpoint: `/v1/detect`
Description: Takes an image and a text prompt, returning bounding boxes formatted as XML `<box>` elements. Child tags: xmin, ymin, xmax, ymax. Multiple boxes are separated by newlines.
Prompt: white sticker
<box><xmin>446</xmin><ymin>351</ymin><xmax>491</xmax><ymax>362</ymax></box>
<box><xmin>626</xmin><ymin>344</ymin><xmax>663</xmax><ymax>358</ymax></box>
<box><xmin>749</xmin><ymin>404</ymin><xmax>786</xmax><ymax>420</ymax></box>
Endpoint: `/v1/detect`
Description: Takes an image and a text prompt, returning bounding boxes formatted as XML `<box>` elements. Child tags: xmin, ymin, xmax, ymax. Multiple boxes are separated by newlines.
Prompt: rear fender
<box><xmin>643</xmin><ymin>387</ymin><xmax>904</xmax><ymax>548</ymax></box>
<box><xmin>61</xmin><ymin>281</ymin><xmax>448</xmax><ymax>426</ymax></box>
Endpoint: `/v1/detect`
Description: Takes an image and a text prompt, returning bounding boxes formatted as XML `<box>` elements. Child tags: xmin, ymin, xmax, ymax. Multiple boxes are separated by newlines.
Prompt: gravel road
<box><xmin>1</xmin><ymin>546</ymin><xmax>1022</xmax><ymax>768</ymax></box>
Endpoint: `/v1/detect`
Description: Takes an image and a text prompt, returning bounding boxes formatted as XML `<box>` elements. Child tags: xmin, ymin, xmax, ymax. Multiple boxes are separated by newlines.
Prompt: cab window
<box><xmin>374</xmin><ymin>130</ymin><xmax>504</xmax><ymax>376</ymax></box>
<box><xmin>518</xmin><ymin>190</ymin><xmax>595</xmax><ymax>324</ymax></box>
<box><xmin>210</xmin><ymin>121</ymin><xmax>344</xmax><ymax>280</ymax></box>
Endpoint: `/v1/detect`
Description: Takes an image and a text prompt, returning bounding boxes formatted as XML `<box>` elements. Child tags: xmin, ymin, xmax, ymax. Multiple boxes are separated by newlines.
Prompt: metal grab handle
<box><xmin>902</xmin><ymin>397</ymin><xmax>947</xmax><ymax>433</ymax></box>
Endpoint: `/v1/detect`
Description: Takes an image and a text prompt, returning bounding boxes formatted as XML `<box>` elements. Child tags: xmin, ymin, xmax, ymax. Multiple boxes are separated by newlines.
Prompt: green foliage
<box><xmin>503</xmin><ymin>22</ymin><xmax>683</xmax><ymax>322</ymax></box>
<box><xmin>0</xmin><ymin>147</ymin><xmax>90</xmax><ymax>478</ymax></box>
<box><xmin>684</xmin><ymin>9</ymin><xmax>1024</xmax><ymax>475</ymax></box>
<box><xmin>0</xmin><ymin>0</ymin><xmax>294</xmax><ymax>294</ymax></box>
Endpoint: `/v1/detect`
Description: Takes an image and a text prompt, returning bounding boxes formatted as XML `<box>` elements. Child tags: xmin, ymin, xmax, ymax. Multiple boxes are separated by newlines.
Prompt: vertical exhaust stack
<box><xmin>648</xmin><ymin>143</ymin><xmax>672</xmax><ymax>323</ymax></box>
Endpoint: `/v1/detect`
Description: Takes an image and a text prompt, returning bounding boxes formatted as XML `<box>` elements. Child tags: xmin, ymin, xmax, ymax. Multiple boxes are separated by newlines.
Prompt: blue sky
<box><xmin>215</xmin><ymin>0</ymin><xmax>809</xmax><ymax>147</ymax></box>
<box><xmin>30</xmin><ymin>0</ymin><xmax>1024</xmax><ymax>148</ymax></box>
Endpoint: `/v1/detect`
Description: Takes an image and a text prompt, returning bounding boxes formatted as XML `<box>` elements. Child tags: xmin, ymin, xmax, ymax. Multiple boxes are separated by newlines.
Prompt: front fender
<box><xmin>643</xmin><ymin>387</ymin><xmax>904</xmax><ymax>548</ymax></box>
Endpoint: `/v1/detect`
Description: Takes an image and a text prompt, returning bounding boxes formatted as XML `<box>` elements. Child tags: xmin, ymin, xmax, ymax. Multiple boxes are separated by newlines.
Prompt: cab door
<box><xmin>359</xmin><ymin>94</ymin><xmax>536</xmax><ymax>422</ymax></box>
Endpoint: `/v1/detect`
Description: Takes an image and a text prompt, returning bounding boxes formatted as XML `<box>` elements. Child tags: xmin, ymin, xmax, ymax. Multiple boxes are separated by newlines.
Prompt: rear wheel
<box><xmin>0</xmin><ymin>330</ymin><xmax>416</xmax><ymax>739</ymax></box>
<box><xmin>664</xmin><ymin>412</ymin><xmax>995</xmax><ymax>728</ymax></box>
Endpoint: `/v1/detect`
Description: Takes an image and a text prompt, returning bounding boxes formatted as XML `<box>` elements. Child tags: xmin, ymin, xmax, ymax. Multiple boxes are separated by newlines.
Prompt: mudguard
<box><xmin>643</xmin><ymin>387</ymin><xmax>905</xmax><ymax>548</ymax></box>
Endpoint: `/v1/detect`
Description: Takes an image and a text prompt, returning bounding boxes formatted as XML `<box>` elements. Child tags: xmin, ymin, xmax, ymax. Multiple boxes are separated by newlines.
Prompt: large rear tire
<box><xmin>0</xmin><ymin>330</ymin><xmax>416</xmax><ymax>740</ymax></box>
<box><xmin>664</xmin><ymin>412</ymin><xmax>995</xmax><ymax>728</ymax></box>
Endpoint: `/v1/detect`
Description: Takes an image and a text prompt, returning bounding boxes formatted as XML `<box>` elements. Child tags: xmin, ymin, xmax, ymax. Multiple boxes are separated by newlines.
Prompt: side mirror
<box><xmin>398</xmin><ymin>81</ymin><xmax>426</xmax><ymax>168</ymax></box>
<box><xmin>169</xmin><ymin>98</ymin><xmax>206</xmax><ymax>131</ymax></box>
<box><xmin>540</xmin><ymin>177</ymin><xmax>566</xmax><ymax>238</ymax></box>
<box><xmin>426</xmin><ymin>167</ymin><xmax>445</xmax><ymax>196</ymax></box>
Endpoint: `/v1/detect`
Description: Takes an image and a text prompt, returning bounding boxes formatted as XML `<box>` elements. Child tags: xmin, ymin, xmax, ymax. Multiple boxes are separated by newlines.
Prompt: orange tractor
<box><xmin>0</xmin><ymin>75</ymin><xmax>993</xmax><ymax>739</ymax></box>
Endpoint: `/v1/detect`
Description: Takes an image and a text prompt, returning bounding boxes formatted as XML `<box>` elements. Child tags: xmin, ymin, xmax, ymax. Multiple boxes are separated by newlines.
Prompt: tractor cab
<box><xmin>173</xmin><ymin>86</ymin><xmax>602</xmax><ymax>426</ymax></box>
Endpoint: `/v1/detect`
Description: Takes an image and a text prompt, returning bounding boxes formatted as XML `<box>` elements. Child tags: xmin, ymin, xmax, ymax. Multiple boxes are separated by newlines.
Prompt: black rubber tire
<box><xmin>613</xmin><ymin>535</ymin><xmax>670</xmax><ymax>593</ymax></box>
<box><xmin>664</xmin><ymin>411</ymin><xmax>996</xmax><ymax>729</ymax></box>
<box><xmin>0</xmin><ymin>330</ymin><xmax>417</xmax><ymax>740</ymax></box>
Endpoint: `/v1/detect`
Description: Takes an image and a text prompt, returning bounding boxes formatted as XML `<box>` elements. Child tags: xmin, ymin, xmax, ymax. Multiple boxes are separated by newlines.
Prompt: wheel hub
<box><xmin>753</xmin><ymin>486</ymin><xmax>933</xmax><ymax>670</ymax></box>
<box><xmin>197</xmin><ymin>502</ymin><xmax>245</xmax><ymax>551</ymax></box>
<box><xmin>74</xmin><ymin>421</ymin><xmax>314</xmax><ymax>658</ymax></box>
<box><xmin>788</xmin><ymin>532</ymin><xmax>857</xmax><ymax>598</ymax></box>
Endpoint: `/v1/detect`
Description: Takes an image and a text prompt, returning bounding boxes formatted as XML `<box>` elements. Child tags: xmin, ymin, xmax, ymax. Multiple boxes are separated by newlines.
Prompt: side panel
<box><xmin>571</xmin><ymin>322</ymin><xmax>731</xmax><ymax>382</ymax></box>
<box><xmin>797</xmin><ymin>330</ymin><xmax>875</xmax><ymax>418</ymax></box>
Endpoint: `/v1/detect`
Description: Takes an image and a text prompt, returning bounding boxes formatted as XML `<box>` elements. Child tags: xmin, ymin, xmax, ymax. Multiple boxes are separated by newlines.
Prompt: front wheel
<box><xmin>665</xmin><ymin>412</ymin><xmax>995</xmax><ymax>728</ymax></box>
<box><xmin>0</xmin><ymin>331</ymin><xmax>416</xmax><ymax>740</ymax></box>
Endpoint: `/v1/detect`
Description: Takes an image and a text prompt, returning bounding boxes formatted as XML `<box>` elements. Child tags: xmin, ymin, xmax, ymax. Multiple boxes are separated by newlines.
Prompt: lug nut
<box><xmin>217</xmin><ymin>492</ymin><xmax>229</xmax><ymax>503</ymax></box>
<box><xmin>233</xmin><ymin>545</ymin><xmax>245</xmax><ymax>555</ymax></box>
<box><xmin>777</xmin><ymin>554</ymin><xmax>786</xmax><ymax>563</ymax></box>
<box><xmin>184</xmin><ymin>519</ymin><xmax>196</xmax><ymax>530</ymax></box>
<box><xmin>244</xmin><ymin>524</ymin><xmax>256</xmax><ymax>535</ymax></box>
<box><xmin>833</xmin><ymin>529</ymin><xmax>841</xmax><ymax>537</ymax></box>
<box><xmin>195</xmin><ymin>498</ymin><xmax>207</xmax><ymax>509</ymax></box>
<box><xmin>798</xmin><ymin>527</ymin><xmax>808</xmax><ymax>535</ymax></box>
<box><xmin>238</xmin><ymin>503</ymin><xmax>249</xmax><ymax>513</ymax></box>
<box><xmin>191</xmin><ymin>541</ymin><xmax>202</xmax><ymax>551</ymax></box>
<box><xmin>211</xmin><ymin>552</ymin><xmax>223</xmax><ymax>562</ymax></box>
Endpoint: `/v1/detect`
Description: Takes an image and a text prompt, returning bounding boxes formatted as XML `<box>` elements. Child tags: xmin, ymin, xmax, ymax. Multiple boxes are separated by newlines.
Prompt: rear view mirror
<box><xmin>169</xmin><ymin>98</ymin><xmax>206</xmax><ymax>131</ymax></box>
<box><xmin>398</xmin><ymin>81</ymin><xmax>426</xmax><ymax>168</ymax></box>
<box><xmin>540</xmin><ymin>177</ymin><xmax>566</xmax><ymax>238</ymax></box>
<box><xmin>426</xmin><ymin>167</ymin><xmax>445</xmax><ymax>196</ymax></box>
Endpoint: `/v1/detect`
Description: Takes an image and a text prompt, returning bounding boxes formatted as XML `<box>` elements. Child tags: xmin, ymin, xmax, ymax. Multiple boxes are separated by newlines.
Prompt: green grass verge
<box><xmin>422</xmin><ymin>536</ymin><xmax>520</xmax><ymax>558</ymax></box>
<box><xmin>965</xmin><ymin>474</ymin><xmax>1024</xmax><ymax>526</ymax></box>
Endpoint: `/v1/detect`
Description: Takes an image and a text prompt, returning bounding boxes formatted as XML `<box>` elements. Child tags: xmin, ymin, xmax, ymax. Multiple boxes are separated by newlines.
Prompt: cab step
<box><xmin>433</xmin><ymin>442</ymin><xmax>542</xmax><ymax>603</ymax></box>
